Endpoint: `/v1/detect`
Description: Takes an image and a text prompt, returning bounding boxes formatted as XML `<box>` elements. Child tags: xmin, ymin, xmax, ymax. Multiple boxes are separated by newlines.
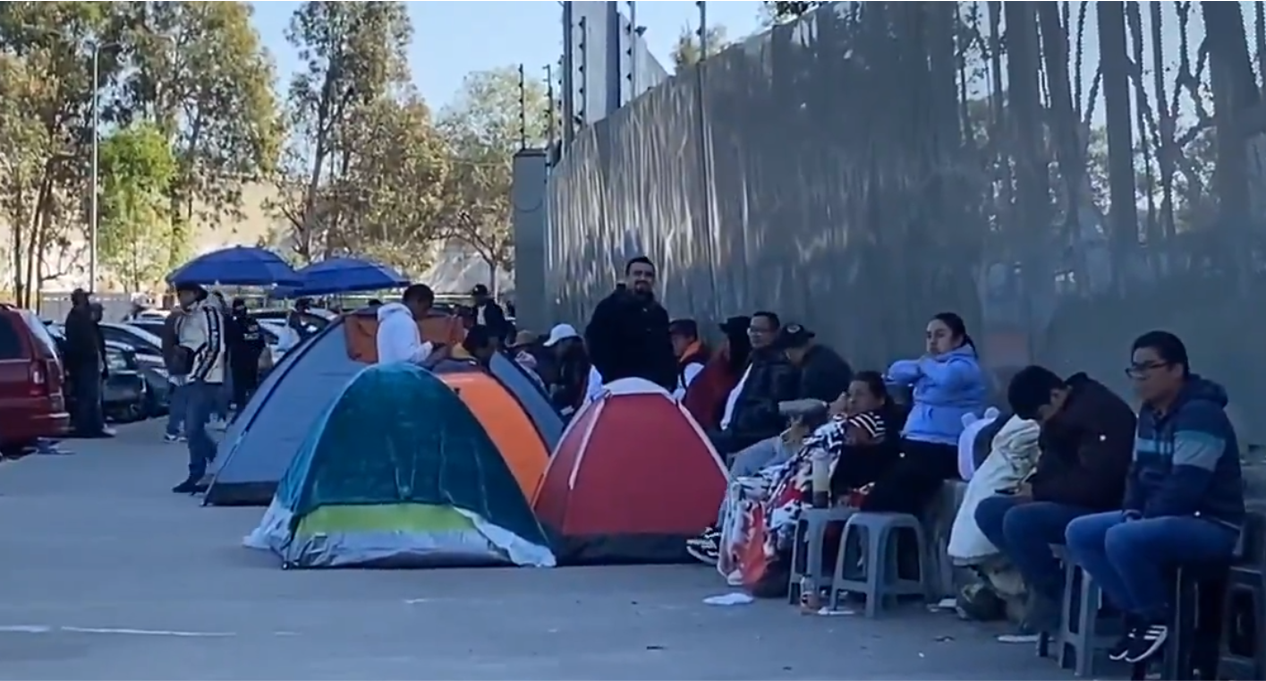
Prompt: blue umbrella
<box><xmin>167</xmin><ymin>246</ymin><xmax>301</xmax><ymax>288</ymax></box>
<box><xmin>289</xmin><ymin>257</ymin><xmax>410</xmax><ymax>296</ymax></box>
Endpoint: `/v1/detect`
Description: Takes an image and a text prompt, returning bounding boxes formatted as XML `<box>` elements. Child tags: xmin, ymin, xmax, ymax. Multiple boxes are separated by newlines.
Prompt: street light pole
<box><xmin>89</xmin><ymin>44</ymin><xmax>101</xmax><ymax>293</ymax></box>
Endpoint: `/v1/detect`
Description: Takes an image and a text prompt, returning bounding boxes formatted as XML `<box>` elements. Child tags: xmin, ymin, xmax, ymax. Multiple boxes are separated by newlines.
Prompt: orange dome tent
<box><xmin>436</xmin><ymin>366</ymin><xmax>549</xmax><ymax>499</ymax></box>
<box><xmin>532</xmin><ymin>377</ymin><xmax>727</xmax><ymax>564</ymax></box>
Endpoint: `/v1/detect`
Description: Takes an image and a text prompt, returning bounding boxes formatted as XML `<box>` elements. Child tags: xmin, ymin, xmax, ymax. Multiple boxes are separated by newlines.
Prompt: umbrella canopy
<box><xmin>167</xmin><ymin>246</ymin><xmax>301</xmax><ymax>288</ymax></box>
<box><xmin>288</xmin><ymin>257</ymin><xmax>410</xmax><ymax>296</ymax></box>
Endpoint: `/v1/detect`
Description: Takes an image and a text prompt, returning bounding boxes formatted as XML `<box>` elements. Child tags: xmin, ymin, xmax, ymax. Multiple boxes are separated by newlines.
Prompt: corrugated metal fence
<box><xmin>544</xmin><ymin>4</ymin><xmax>1266</xmax><ymax>445</ymax></box>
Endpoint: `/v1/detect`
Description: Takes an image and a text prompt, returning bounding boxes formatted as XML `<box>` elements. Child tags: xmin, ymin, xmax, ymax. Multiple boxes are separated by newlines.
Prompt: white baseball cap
<box><xmin>543</xmin><ymin>323</ymin><xmax>580</xmax><ymax>347</ymax></box>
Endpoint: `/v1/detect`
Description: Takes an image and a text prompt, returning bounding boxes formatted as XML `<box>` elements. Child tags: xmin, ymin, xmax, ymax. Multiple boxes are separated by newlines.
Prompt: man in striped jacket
<box><xmin>171</xmin><ymin>283</ymin><xmax>227</xmax><ymax>494</ymax></box>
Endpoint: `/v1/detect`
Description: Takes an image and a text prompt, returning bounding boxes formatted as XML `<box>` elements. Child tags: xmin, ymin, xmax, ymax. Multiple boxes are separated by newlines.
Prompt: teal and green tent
<box><xmin>243</xmin><ymin>362</ymin><xmax>555</xmax><ymax>569</ymax></box>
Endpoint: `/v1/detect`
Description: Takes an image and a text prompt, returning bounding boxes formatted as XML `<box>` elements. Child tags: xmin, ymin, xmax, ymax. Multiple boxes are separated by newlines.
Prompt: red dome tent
<box><xmin>532</xmin><ymin>377</ymin><xmax>727</xmax><ymax>564</ymax></box>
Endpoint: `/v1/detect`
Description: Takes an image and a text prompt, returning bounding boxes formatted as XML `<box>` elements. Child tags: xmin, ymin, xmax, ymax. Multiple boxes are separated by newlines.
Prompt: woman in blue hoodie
<box><xmin>863</xmin><ymin>312</ymin><xmax>987</xmax><ymax>515</ymax></box>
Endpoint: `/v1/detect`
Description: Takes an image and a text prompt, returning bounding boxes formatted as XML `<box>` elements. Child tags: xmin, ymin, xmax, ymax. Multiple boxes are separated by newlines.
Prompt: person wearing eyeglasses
<box><xmin>1064</xmin><ymin>330</ymin><xmax>1244</xmax><ymax>665</ymax></box>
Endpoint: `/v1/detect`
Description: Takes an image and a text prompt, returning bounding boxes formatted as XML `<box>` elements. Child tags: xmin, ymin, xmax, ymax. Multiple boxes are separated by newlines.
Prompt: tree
<box><xmin>274</xmin><ymin>0</ymin><xmax>412</xmax><ymax>263</ymax></box>
<box><xmin>0</xmin><ymin>2</ymin><xmax>121</xmax><ymax>306</ymax></box>
<box><xmin>97</xmin><ymin>124</ymin><xmax>177</xmax><ymax>293</ymax></box>
<box><xmin>330</xmin><ymin>95</ymin><xmax>450</xmax><ymax>274</ymax></box>
<box><xmin>114</xmin><ymin>1</ymin><xmax>282</xmax><ymax>270</ymax></box>
<box><xmin>761</xmin><ymin>1</ymin><xmax>825</xmax><ymax>24</ymax></box>
<box><xmin>670</xmin><ymin>24</ymin><xmax>728</xmax><ymax>72</ymax></box>
<box><xmin>437</xmin><ymin>66</ymin><xmax>549</xmax><ymax>294</ymax></box>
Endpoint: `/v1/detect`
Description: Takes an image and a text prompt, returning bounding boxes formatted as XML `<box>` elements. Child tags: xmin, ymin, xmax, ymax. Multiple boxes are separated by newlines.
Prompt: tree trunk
<box><xmin>1097</xmin><ymin>0</ymin><xmax>1138</xmax><ymax>295</ymax></box>
<box><xmin>1036</xmin><ymin>2</ymin><xmax>1084</xmax><ymax>243</ymax></box>
<box><xmin>1151</xmin><ymin>1</ymin><xmax>1178</xmax><ymax>243</ymax></box>
<box><xmin>1004</xmin><ymin>2</ymin><xmax>1048</xmax><ymax>360</ymax></box>
<box><xmin>1204</xmin><ymin>1</ymin><xmax>1260</xmax><ymax>291</ymax></box>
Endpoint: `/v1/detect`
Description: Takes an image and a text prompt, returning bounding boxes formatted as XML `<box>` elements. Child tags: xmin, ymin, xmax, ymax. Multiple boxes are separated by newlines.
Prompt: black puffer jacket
<box><xmin>584</xmin><ymin>288</ymin><xmax>675</xmax><ymax>390</ymax></box>
<box><xmin>725</xmin><ymin>347</ymin><xmax>800</xmax><ymax>445</ymax></box>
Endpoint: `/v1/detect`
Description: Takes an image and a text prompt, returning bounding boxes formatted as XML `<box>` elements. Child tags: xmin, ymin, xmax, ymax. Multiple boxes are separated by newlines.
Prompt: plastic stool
<box><xmin>1130</xmin><ymin>563</ymin><xmax>1227</xmax><ymax>681</ymax></box>
<box><xmin>830</xmin><ymin>512</ymin><xmax>928</xmax><ymax>617</ymax></box>
<box><xmin>1218</xmin><ymin>563</ymin><xmax>1265</xmax><ymax>680</ymax></box>
<box><xmin>787</xmin><ymin>506</ymin><xmax>855</xmax><ymax>606</ymax></box>
<box><xmin>1055</xmin><ymin>560</ymin><xmax>1122</xmax><ymax>677</ymax></box>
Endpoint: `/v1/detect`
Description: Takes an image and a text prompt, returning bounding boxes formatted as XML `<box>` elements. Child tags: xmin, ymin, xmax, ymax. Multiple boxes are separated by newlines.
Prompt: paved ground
<box><xmin>0</xmin><ymin>420</ymin><xmax>1075</xmax><ymax>680</ymax></box>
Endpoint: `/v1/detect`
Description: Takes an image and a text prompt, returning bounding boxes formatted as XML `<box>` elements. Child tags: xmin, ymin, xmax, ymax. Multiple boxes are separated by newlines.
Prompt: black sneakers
<box><xmin>686</xmin><ymin>526</ymin><xmax>721</xmax><ymax>565</ymax></box>
<box><xmin>1110</xmin><ymin>620</ymin><xmax>1168</xmax><ymax>664</ymax></box>
<box><xmin>171</xmin><ymin>479</ymin><xmax>208</xmax><ymax>495</ymax></box>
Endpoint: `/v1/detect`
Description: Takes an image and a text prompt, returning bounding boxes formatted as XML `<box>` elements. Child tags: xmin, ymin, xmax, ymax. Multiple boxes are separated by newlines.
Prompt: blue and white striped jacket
<box><xmin>1125</xmin><ymin>376</ymin><xmax>1244</xmax><ymax>528</ymax></box>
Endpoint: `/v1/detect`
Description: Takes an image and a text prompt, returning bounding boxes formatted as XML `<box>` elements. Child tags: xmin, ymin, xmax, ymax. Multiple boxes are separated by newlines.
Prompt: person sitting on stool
<box><xmin>1064</xmin><ymin>331</ymin><xmax>1244</xmax><ymax>666</ymax></box>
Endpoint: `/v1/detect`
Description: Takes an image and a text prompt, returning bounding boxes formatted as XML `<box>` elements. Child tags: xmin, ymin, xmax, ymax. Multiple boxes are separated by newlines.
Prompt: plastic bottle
<box><xmin>810</xmin><ymin>450</ymin><xmax>831</xmax><ymax>508</ymax></box>
<box><xmin>799</xmin><ymin>576</ymin><xmax>820</xmax><ymax>613</ymax></box>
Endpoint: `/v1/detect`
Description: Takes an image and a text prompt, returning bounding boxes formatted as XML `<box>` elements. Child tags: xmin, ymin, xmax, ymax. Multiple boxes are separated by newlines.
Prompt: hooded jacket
<box><xmin>584</xmin><ymin>288</ymin><xmax>675</xmax><ymax>390</ymax></box>
<box><xmin>375</xmin><ymin>303</ymin><xmax>433</xmax><ymax>364</ymax></box>
<box><xmin>177</xmin><ymin>297</ymin><xmax>226</xmax><ymax>384</ymax></box>
<box><xmin>1029</xmin><ymin>373</ymin><xmax>1136</xmax><ymax>510</ymax></box>
<box><xmin>886</xmin><ymin>344</ymin><xmax>987</xmax><ymax>446</ymax></box>
<box><xmin>1124</xmin><ymin>376</ymin><xmax>1245</xmax><ymax>528</ymax></box>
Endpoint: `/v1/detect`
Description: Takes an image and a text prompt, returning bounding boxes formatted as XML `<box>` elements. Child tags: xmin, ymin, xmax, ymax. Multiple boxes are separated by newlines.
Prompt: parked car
<box><xmin>0</xmin><ymin>305</ymin><xmax>70</xmax><ymax>457</ymax></box>
<box><xmin>128</xmin><ymin>350</ymin><xmax>170</xmax><ymax>417</ymax></box>
<box><xmin>100</xmin><ymin>341</ymin><xmax>150</xmax><ymax>423</ymax></box>
<box><xmin>44</xmin><ymin>327</ymin><xmax>151</xmax><ymax>424</ymax></box>
<box><xmin>99</xmin><ymin>322</ymin><xmax>162</xmax><ymax>356</ymax></box>
<box><xmin>129</xmin><ymin>317</ymin><xmax>287</xmax><ymax>366</ymax></box>
<box><xmin>249</xmin><ymin>308</ymin><xmax>332</xmax><ymax>336</ymax></box>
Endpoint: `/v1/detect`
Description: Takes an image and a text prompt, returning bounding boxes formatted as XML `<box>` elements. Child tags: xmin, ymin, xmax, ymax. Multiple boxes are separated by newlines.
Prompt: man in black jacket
<box><xmin>470</xmin><ymin>284</ymin><xmax>509</xmax><ymax>345</ymax></box>
<box><xmin>226</xmin><ymin>298</ymin><xmax>266</xmax><ymax>413</ymax></box>
<box><xmin>584</xmin><ymin>256</ymin><xmax>676</xmax><ymax>390</ymax></box>
<box><xmin>974</xmin><ymin>366</ymin><xmax>1136</xmax><ymax>633</ymax></box>
<box><xmin>777</xmin><ymin>324</ymin><xmax>853</xmax><ymax>407</ymax></box>
<box><xmin>709</xmin><ymin>311</ymin><xmax>799</xmax><ymax>457</ymax></box>
<box><xmin>63</xmin><ymin>289</ymin><xmax>110</xmax><ymax>438</ymax></box>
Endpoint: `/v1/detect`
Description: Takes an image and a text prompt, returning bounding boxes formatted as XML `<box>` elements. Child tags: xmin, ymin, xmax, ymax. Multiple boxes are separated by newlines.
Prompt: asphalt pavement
<box><xmin>0</xmin><ymin>419</ymin><xmax>1075</xmax><ymax>680</ymax></box>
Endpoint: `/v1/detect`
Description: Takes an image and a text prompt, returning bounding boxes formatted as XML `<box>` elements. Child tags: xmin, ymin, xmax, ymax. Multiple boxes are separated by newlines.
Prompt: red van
<box><xmin>0</xmin><ymin>305</ymin><xmax>70</xmax><ymax>456</ymax></box>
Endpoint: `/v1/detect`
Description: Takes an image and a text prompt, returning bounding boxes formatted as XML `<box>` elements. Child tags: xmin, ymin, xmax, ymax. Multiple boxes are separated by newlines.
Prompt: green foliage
<box><xmin>761</xmin><ymin>1</ymin><xmax>825</xmax><ymax>24</ymax></box>
<box><xmin>97</xmin><ymin>124</ymin><xmax>177</xmax><ymax>292</ymax></box>
<box><xmin>436</xmin><ymin>66</ymin><xmax>550</xmax><ymax>285</ymax></box>
<box><xmin>273</xmin><ymin>0</ymin><xmax>418</xmax><ymax>263</ymax></box>
<box><xmin>670</xmin><ymin>25</ymin><xmax>729</xmax><ymax>72</ymax></box>
<box><xmin>0</xmin><ymin>1</ymin><xmax>279</xmax><ymax>302</ymax></box>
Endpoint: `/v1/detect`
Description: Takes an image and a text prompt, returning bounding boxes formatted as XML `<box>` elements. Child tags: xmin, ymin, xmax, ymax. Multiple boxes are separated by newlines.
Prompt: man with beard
<box><xmin>584</xmin><ymin>256</ymin><xmax>676</xmax><ymax>390</ymax></box>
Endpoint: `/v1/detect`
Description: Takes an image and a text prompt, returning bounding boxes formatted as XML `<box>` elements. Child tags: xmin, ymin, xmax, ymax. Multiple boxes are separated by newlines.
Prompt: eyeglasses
<box><xmin>1125</xmin><ymin>361</ymin><xmax>1172</xmax><ymax>379</ymax></box>
<box><xmin>748</xmin><ymin>326</ymin><xmax>773</xmax><ymax>333</ymax></box>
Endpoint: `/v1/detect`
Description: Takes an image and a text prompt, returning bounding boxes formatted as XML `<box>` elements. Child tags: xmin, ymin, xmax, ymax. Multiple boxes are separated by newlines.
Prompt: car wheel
<box><xmin>118</xmin><ymin>400</ymin><xmax>145</xmax><ymax>423</ymax></box>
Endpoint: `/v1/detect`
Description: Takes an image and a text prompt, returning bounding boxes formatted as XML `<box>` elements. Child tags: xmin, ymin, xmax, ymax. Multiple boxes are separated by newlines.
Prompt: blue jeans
<box><xmin>165</xmin><ymin>382</ymin><xmax>186</xmax><ymax>437</ymax></box>
<box><xmin>183</xmin><ymin>381</ymin><xmax>219</xmax><ymax>480</ymax></box>
<box><xmin>1065</xmin><ymin>511</ymin><xmax>1239</xmax><ymax>622</ymax></box>
<box><xmin>729</xmin><ymin>436</ymin><xmax>794</xmax><ymax>477</ymax></box>
<box><xmin>974</xmin><ymin>496</ymin><xmax>1094</xmax><ymax>600</ymax></box>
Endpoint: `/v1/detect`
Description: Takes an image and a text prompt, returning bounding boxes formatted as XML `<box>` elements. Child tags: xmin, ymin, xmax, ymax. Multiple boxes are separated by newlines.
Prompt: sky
<box><xmin>248</xmin><ymin>1</ymin><xmax>767</xmax><ymax>111</ymax></box>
